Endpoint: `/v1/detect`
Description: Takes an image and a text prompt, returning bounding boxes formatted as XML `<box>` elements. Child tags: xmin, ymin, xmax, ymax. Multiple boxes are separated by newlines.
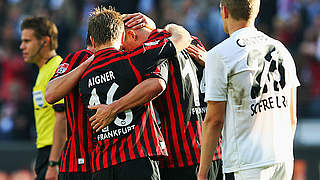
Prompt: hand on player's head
<box><xmin>122</xmin><ymin>12</ymin><xmax>155</xmax><ymax>30</ymax></box>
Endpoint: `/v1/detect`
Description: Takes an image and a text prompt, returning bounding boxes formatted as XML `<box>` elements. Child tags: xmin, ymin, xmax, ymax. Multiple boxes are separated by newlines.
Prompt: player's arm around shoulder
<box><xmin>46</xmin><ymin>55</ymin><xmax>94</xmax><ymax>104</ymax></box>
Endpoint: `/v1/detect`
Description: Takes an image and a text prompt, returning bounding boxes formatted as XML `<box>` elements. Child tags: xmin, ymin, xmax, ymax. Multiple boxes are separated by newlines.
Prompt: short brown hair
<box><xmin>88</xmin><ymin>6</ymin><xmax>124</xmax><ymax>47</ymax></box>
<box><xmin>21</xmin><ymin>16</ymin><xmax>58</xmax><ymax>50</ymax></box>
<box><xmin>220</xmin><ymin>0</ymin><xmax>260</xmax><ymax>21</ymax></box>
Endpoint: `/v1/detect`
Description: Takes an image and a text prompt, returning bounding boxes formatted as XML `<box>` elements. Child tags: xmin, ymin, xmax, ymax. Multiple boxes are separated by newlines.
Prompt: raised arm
<box><xmin>165</xmin><ymin>24</ymin><xmax>191</xmax><ymax>52</ymax></box>
<box><xmin>46</xmin><ymin>55</ymin><xmax>94</xmax><ymax>104</ymax></box>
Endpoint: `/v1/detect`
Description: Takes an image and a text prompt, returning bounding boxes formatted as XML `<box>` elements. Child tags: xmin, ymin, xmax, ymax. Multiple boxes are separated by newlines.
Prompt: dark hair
<box><xmin>220</xmin><ymin>0</ymin><xmax>259</xmax><ymax>21</ymax></box>
<box><xmin>88</xmin><ymin>6</ymin><xmax>124</xmax><ymax>47</ymax></box>
<box><xmin>21</xmin><ymin>16</ymin><xmax>58</xmax><ymax>50</ymax></box>
<box><xmin>86</xmin><ymin>32</ymin><xmax>92</xmax><ymax>47</ymax></box>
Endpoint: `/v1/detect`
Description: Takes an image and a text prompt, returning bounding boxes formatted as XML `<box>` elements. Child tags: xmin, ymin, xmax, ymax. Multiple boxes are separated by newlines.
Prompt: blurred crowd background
<box><xmin>0</xmin><ymin>0</ymin><xmax>319</xmax><ymax>179</ymax></box>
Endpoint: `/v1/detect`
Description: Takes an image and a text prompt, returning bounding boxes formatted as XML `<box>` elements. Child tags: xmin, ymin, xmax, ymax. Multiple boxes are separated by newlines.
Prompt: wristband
<box><xmin>48</xmin><ymin>160</ymin><xmax>59</xmax><ymax>167</ymax></box>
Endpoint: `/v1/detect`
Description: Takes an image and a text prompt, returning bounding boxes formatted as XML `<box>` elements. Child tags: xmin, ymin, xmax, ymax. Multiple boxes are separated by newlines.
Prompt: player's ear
<box><xmin>222</xmin><ymin>5</ymin><xmax>229</xmax><ymax>19</ymax></box>
<box><xmin>127</xmin><ymin>30</ymin><xmax>137</xmax><ymax>41</ymax></box>
<box><xmin>90</xmin><ymin>36</ymin><xmax>96</xmax><ymax>48</ymax></box>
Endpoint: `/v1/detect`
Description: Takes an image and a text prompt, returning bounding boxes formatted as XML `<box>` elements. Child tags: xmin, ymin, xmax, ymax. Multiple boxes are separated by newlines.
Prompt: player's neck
<box><xmin>227</xmin><ymin>18</ymin><xmax>255</xmax><ymax>36</ymax></box>
<box><xmin>95</xmin><ymin>42</ymin><xmax>119</xmax><ymax>52</ymax></box>
<box><xmin>36</xmin><ymin>50</ymin><xmax>57</xmax><ymax>68</ymax></box>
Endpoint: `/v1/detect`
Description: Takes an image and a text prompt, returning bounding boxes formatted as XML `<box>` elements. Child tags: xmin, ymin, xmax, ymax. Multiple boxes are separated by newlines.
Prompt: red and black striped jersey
<box><xmin>79</xmin><ymin>30</ymin><xmax>175</xmax><ymax>173</ymax></box>
<box><xmin>50</xmin><ymin>49</ymin><xmax>94</xmax><ymax>173</ymax></box>
<box><xmin>154</xmin><ymin>36</ymin><xmax>222</xmax><ymax>168</ymax></box>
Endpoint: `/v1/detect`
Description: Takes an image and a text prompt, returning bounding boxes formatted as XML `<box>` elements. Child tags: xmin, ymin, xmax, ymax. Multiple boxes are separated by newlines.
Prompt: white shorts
<box><xmin>224</xmin><ymin>161</ymin><xmax>293</xmax><ymax>180</ymax></box>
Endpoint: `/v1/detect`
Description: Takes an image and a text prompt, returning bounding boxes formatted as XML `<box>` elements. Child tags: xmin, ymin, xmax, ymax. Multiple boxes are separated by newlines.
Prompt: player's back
<box><xmin>80</xmin><ymin>47</ymin><xmax>167</xmax><ymax>172</ymax></box>
<box><xmin>153</xmin><ymin>37</ymin><xmax>212</xmax><ymax>168</ymax></box>
<box><xmin>207</xmin><ymin>27</ymin><xmax>300</xmax><ymax>172</ymax></box>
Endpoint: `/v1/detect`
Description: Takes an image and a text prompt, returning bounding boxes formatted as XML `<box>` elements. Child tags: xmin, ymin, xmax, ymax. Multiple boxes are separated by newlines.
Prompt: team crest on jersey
<box><xmin>56</xmin><ymin>63</ymin><xmax>69</xmax><ymax>74</ymax></box>
<box><xmin>248</xmin><ymin>45</ymin><xmax>286</xmax><ymax>99</ymax></box>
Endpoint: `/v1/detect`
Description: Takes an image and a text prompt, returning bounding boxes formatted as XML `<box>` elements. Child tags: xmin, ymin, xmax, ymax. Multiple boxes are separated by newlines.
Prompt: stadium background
<box><xmin>0</xmin><ymin>0</ymin><xmax>319</xmax><ymax>179</ymax></box>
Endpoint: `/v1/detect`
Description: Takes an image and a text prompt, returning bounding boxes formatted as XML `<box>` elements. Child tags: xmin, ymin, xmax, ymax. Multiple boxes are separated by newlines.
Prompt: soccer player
<box><xmin>89</xmin><ymin>16</ymin><xmax>222</xmax><ymax>180</ymax></box>
<box><xmin>79</xmin><ymin>7</ymin><xmax>191</xmax><ymax>180</ymax></box>
<box><xmin>19</xmin><ymin>16</ymin><xmax>66</xmax><ymax>180</ymax></box>
<box><xmin>46</xmin><ymin>35</ymin><xmax>94</xmax><ymax>180</ymax></box>
<box><xmin>45</xmin><ymin>13</ymin><xmax>158</xmax><ymax>180</ymax></box>
<box><xmin>198</xmin><ymin>0</ymin><xmax>300</xmax><ymax>179</ymax></box>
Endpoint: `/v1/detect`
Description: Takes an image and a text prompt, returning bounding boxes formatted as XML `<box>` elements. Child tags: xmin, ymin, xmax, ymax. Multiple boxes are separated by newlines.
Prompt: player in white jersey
<box><xmin>198</xmin><ymin>0</ymin><xmax>300</xmax><ymax>180</ymax></box>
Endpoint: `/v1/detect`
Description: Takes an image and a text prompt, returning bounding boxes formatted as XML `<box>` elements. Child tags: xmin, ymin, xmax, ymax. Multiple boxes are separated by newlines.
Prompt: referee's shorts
<box><xmin>58</xmin><ymin>172</ymin><xmax>91</xmax><ymax>180</ymax></box>
<box><xmin>35</xmin><ymin>146</ymin><xmax>51</xmax><ymax>180</ymax></box>
<box><xmin>224</xmin><ymin>161</ymin><xmax>293</xmax><ymax>180</ymax></box>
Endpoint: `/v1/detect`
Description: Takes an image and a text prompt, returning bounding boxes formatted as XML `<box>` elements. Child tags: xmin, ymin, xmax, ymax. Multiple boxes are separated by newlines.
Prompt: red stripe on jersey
<box><xmin>149</xmin><ymin>104</ymin><xmax>162</xmax><ymax>154</ymax></box>
<box><xmin>119</xmin><ymin>137</ymin><xmax>126</xmax><ymax>162</ymax></box>
<box><xmin>95</xmin><ymin>141</ymin><xmax>102</xmax><ymax>171</ymax></box>
<box><xmin>61</xmin><ymin>136</ymin><xmax>71</xmax><ymax>172</ymax></box>
<box><xmin>169</xmin><ymin>63</ymin><xmax>193</xmax><ymax>166</ymax></box>
<box><xmin>159</xmin><ymin>100</ymin><xmax>172</xmax><ymax>160</ymax></box>
<box><xmin>187</xmin><ymin>122</ymin><xmax>200</xmax><ymax>164</ymax></box>
<box><xmin>111</xmin><ymin>139</ymin><xmax>118</xmax><ymax>166</ymax></box>
<box><xmin>134</xmin><ymin>118</ymin><xmax>144</xmax><ymax>157</ymax></box>
<box><xmin>164</xmin><ymin>71</ymin><xmax>183</xmax><ymax>166</ymax></box>
<box><xmin>77</xmin><ymin>98</ymin><xmax>86</xmax><ymax>172</ymax></box>
<box><xmin>68</xmin><ymin>51</ymin><xmax>81</xmax><ymax>72</ymax></box>
<box><xmin>81</xmin><ymin>53</ymin><xmax>125</xmax><ymax>78</ymax></box>
<box><xmin>127</xmin><ymin>134</ymin><xmax>136</xmax><ymax>160</ymax></box>
<box><xmin>142</xmin><ymin>108</ymin><xmax>152</xmax><ymax>156</ymax></box>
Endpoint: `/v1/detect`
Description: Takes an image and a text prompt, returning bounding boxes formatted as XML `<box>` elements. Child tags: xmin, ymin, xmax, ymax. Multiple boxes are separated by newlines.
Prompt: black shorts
<box><xmin>92</xmin><ymin>157</ymin><xmax>160</xmax><ymax>180</ymax></box>
<box><xmin>210</xmin><ymin>159</ymin><xmax>223</xmax><ymax>180</ymax></box>
<box><xmin>159</xmin><ymin>160</ymin><xmax>222</xmax><ymax>180</ymax></box>
<box><xmin>58</xmin><ymin>172</ymin><xmax>92</xmax><ymax>180</ymax></box>
<box><xmin>35</xmin><ymin>146</ymin><xmax>51</xmax><ymax>180</ymax></box>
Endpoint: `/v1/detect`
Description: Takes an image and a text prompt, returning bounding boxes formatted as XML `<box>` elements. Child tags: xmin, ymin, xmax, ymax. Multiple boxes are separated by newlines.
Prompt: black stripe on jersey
<box><xmin>122</xmin><ymin>137</ymin><xmax>131</xmax><ymax>161</ymax></box>
<box><xmin>64</xmin><ymin>95</ymin><xmax>73</xmax><ymax>171</ymax></box>
<box><xmin>138</xmin><ymin>120</ymin><xmax>147</xmax><ymax>156</ymax></box>
<box><xmin>99</xmin><ymin>142</ymin><xmax>105</xmax><ymax>169</ymax></box>
<box><xmin>94</xmin><ymin>48</ymin><xmax>120</xmax><ymax>60</ymax></box>
<box><xmin>146</xmin><ymin>111</ymin><xmax>157</xmax><ymax>154</ymax></box>
<box><xmin>115</xmin><ymin>140</ymin><xmax>122</xmax><ymax>165</ymax></box>
<box><xmin>130</xmin><ymin>127</ymin><xmax>141</xmax><ymax>159</ymax></box>
<box><xmin>72</xmin><ymin>95</ymin><xmax>81</xmax><ymax>172</ymax></box>
<box><xmin>92</xmin><ymin>146</ymin><xmax>97</xmax><ymax>172</ymax></box>
<box><xmin>82</xmin><ymin>104</ymin><xmax>90</xmax><ymax>171</ymax></box>
<box><xmin>187</xmin><ymin>122</ymin><xmax>200</xmax><ymax>164</ymax></box>
<box><xmin>159</xmin><ymin>91</ymin><xmax>179</xmax><ymax>167</ymax></box>
<box><xmin>168</xmin><ymin>75</ymin><xmax>188</xmax><ymax>166</ymax></box>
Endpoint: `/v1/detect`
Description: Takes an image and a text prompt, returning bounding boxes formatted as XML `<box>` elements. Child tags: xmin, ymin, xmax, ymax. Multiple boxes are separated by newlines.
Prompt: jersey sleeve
<box><xmin>144</xmin><ymin>60</ymin><xmax>169</xmax><ymax>84</ymax></box>
<box><xmin>50</xmin><ymin>50</ymin><xmax>93</xmax><ymax>81</ymax></box>
<box><xmin>204</xmin><ymin>50</ymin><xmax>228</xmax><ymax>102</ymax></box>
<box><xmin>129</xmin><ymin>30</ymin><xmax>176</xmax><ymax>76</ymax></box>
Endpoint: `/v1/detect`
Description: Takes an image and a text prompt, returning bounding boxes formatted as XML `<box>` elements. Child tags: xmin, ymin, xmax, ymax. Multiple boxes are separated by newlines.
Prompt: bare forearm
<box><xmin>49</xmin><ymin>111</ymin><xmax>66</xmax><ymax>162</ymax></box>
<box><xmin>112</xmin><ymin>78</ymin><xmax>165</xmax><ymax>113</ymax></box>
<box><xmin>46</xmin><ymin>56</ymin><xmax>93</xmax><ymax>104</ymax></box>
<box><xmin>198</xmin><ymin>101</ymin><xmax>225</xmax><ymax>179</ymax></box>
<box><xmin>198</xmin><ymin>118</ymin><xmax>223</xmax><ymax>178</ymax></box>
